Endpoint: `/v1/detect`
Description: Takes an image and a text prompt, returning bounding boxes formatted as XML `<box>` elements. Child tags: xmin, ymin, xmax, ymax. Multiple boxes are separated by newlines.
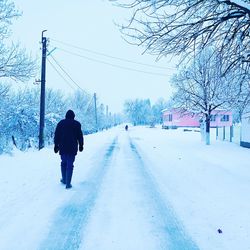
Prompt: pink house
<box><xmin>162</xmin><ymin>108</ymin><xmax>232</xmax><ymax>128</ymax></box>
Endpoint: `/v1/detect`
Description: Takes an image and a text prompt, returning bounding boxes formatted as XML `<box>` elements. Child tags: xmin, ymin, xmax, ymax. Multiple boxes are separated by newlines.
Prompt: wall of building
<box><xmin>210</xmin><ymin>110</ymin><xmax>233</xmax><ymax>127</ymax></box>
<box><xmin>240</xmin><ymin>112</ymin><xmax>250</xmax><ymax>148</ymax></box>
<box><xmin>162</xmin><ymin>109</ymin><xmax>232</xmax><ymax>128</ymax></box>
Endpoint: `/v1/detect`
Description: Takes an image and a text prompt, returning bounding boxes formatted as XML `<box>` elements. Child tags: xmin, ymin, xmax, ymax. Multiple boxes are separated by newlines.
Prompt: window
<box><xmin>221</xmin><ymin>115</ymin><xmax>229</xmax><ymax>122</ymax></box>
<box><xmin>210</xmin><ymin>115</ymin><xmax>216</xmax><ymax>122</ymax></box>
<box><xmin>164</xmin><ymin>114</ymin><xmax>172</xmax><ymax>122</ymax></box>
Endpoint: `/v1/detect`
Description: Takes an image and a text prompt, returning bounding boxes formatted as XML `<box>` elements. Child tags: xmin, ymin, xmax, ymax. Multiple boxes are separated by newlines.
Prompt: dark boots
<box><xmin>65</xmin><ymin>166</ymin><xmax>73</xmax><ymax>189</ymax></box>
<box><xmin>60</xmin><ymin>155</ymin><xmax>75</xmax><ymax>189</ymax></box>
<box><xmin>60</xmin><ymin>164</ymin><xmax>66</xmax><ymax>184</ymax></box>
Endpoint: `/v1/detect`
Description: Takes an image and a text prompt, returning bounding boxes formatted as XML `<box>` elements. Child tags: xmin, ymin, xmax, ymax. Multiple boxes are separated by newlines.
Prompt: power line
<box><xmin>50</xmin><ymin>54</ymin><xmax>86</xmax><ymax>92</ymax></box>
<box><xmin>55</xmin><ymin>47</ymin><xmax>171</xmax><ymax>77</ymax></box>
<box><xmin>83</xmin><ymin>96</ymin><xmax>94</xmax><ymax>113</ymax></box>
<box><xmin>47</xmin><ymin>58</ymin><xmax>76</xmax><ymax>90</ymax></box>
<box><xmin>50</xmin><ymin>38</ymin><xmax>175</xmax><ymax>70</ymax></box>
<box><xmin>48</xmin><ymin>57</ymin><xmax>94</xmax><ymax>114</ymax></box>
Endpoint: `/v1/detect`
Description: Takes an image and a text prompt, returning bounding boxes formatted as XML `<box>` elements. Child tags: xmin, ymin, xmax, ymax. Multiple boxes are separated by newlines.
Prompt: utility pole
<box><xmin>94</xmin><ymin>93</ymin><xmax>98</xmax><ymax>132</ymax></box>
<box><xmin>106</xmin><ymin>105</ymin><xmax>109</xmax><ymax>129</ymax></box>
<box><xmin>39</xmin><ymin>30</ymin><xmax>47</xmax><ymax>150</ymax></box>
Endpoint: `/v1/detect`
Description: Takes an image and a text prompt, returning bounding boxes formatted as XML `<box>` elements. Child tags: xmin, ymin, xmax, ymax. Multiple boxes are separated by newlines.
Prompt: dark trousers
<box><xmin>61</xmin><ymin>154</ymin><xmax>75</xmax><ymax>186</ymax></box>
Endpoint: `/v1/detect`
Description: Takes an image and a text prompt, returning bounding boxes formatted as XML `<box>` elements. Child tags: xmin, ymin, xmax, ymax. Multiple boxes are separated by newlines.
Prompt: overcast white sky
<box><xmin>11</xmin><ymin>0</ymin><xmax>176</xmax><ymax>113</ymax></box>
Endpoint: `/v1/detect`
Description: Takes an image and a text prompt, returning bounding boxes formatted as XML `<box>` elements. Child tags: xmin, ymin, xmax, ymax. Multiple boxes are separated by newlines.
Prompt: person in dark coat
<box><xmin>54</xmin><ymin>110</ymin><xmax>84</xmax><ymax>189</ymax></box>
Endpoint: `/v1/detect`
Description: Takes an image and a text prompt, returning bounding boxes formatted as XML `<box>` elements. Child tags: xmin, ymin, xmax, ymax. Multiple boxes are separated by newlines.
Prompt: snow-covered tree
<box><xmin>0</xmin><ymin>83</ymin><xmax>12</xmax><ymax>153</ymax></box>
<box><xmin>124</xmin><ymin>98</ymin><xmax>152</xmax><ymax>125</ymax></box>
<box><xmin>171</xmin><ymin>49</ymin><xmax>246</xmax><ymax>144</ymax></box>
<box><xmin>0</xmin><ymin>85</ymin><xmax>115</xmax><ymax>154</ymax></box>
<box><xmin>67</xmin><ymin>90</ymin><xmax>108</xmax><ymax>134</ymax></box>
<box><xmin>45</xmin><ymin>89</ymin><xmax>67</xmax><ymax>144</ymax></box>
<box><xmin>97</xmin><ymin>103</ymin><xmax>106</xmax><ymax>130</ymax></box>
<box><xmin>231</xmin><ymin>75</ymin><xmax>250</xmax><ymax>122</ymax></box>
<box><xmin>0</xmin><ymin>0</ymin><xmax>36</xmax><ymax>82</ymax></box>
<box><xmin>75</xmin><ymin>90</ymin><xmax>97</xmax><ymax>134</ymax></box>
<box><xmin>0</xmin><ymin>87</ymin><xmax>65</xmax><ymax>152</ymax></box>
<box><xmin>151</xmin><ymin>98</ymin><xmax>168</xmax><ymax>125</ymax></box>
<box><xmin>2</xmin><ymin>88</ymin><xmax>38</xmax><ymax>150</ymax></box>
<box><xmin>112</xmin><ymin>0</ymin><xmax>250</xmax><ymax>72</ymax></box>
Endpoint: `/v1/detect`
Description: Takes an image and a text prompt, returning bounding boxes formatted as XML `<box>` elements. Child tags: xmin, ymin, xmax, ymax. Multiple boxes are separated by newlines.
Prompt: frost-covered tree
<box><xmin>0</xmin><ymin>0</ymin><xmax>36</xmax><ymax>153</ymax></box>
<box><xmin>45</xmin><ymin>89</ymin><xmax>67</xmax><ymax>144</ymax></box>
<box><xmin>231</xmin><ymin>75</ymin><xmax>250</xmax><ymax>122</ymax></box>
<box><xmin>0</xmin><ymin>83</ymin><xmax>10</xmax><ymax>97</ymax></box>
<box><xmin>67</xmin><ymin>90</ymin><xmax>103</xmax><ymax>134</ymax></box>
<box><xmin>0</xmin><ymin>87</ymin><xmax>67</xmax><ymax>152</ymax></box>
<box><xmin>151</xmin><ymin>98</ymin><xmax>168</xmax><ymax>125</ymax></box>
<box><xmin>97</xmin><ymin>103</ymin><xmax>106</xmax><ymax>130</ymax></box>
<box><xmin>3</xmin><ymin>88</ymin><xmax>39</xmax><ymax>150</ymax></box>
<box><xmin>112</xmin><ymin>0</ymin><xmax>250</xmax><ymax>72</ymax></box>
<box><xmin>171</xmin><ymin>49</ymin><xmax>246</xmax><ymax>144</ymax></box>
<box><xmin>70</xmin><ymin>90</ymin><xmax>97</xmax><ymax>134</ymax></box>
<box><xmin>124</xmin><ymin>98</ymin><xmax>152</xmax><ymax>125</ymax></box>
<box><xmin>0</xmin><ymin>83</ymin><xmax>12</xmax><ymax>153</ymax></box>
<box><xmin>0</xmin><ymin>84</ymin><xmax>115</xmax><ymax>154</ymax></box>
<box><xmin>0</xmin><ymin>0</ymin><xmax>36</xmax><ymax>82</ymax></box>
<box><xmin>7</xmin><ymin>88</ymin><xmax>66</xmax><ymax>150</ymax></box>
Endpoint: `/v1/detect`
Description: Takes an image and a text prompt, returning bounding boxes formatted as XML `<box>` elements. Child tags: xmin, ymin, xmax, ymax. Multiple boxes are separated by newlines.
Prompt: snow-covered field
<box><xmin>0</xmin><ymin>126</ymin><xmax>250</xmax><ymax>250</ymax></box>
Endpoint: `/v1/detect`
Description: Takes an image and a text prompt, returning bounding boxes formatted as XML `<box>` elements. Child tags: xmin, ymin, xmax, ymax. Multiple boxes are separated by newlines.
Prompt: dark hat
<box><xmin>65</xmin><ymin>110</ymin><xmax>75</xmax><ymax>119</ymax></box>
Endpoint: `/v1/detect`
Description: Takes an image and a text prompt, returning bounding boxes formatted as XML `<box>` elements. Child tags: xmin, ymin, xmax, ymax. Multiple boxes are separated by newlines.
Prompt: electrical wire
<box><xmin>50</xmin><ymin>38</ymin><xmax>174</xmax><ymax>70</ymax></box>
<box><xmin>50</xmin><ymin>55</ymin><xmax>86</xmax><ymax>92</ymax></box>
<box><xmin>83</xmin><ymin>95</ymin><xmax>95</xmax><ymax>114</ymax></box>
<box><xmin>48</xmin><ymin>57</ymin><xmax>94</xmax><ymax>114</ymax></box>
<box><xmin>47</xmin><ymin>58</ymin><xmax>76</xmax><ymax>90</ymax></box>
<box><xmin>55</xmin><ymin>47</ymin><xmax>170</xmax><ymax>77</ymax></box>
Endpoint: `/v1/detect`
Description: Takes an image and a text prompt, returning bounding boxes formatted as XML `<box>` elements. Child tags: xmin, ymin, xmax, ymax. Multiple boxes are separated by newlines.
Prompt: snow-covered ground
<box><xmin>0</xmin><ymin>126</ymin><xmax>250</xmax><ymax>250</ymax></box>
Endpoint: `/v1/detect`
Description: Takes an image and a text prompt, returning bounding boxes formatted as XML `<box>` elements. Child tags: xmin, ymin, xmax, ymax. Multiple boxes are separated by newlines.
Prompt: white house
<box><xmin>241</xmin><ymin>110</ymin><xmax>250</xmax><ymax>148</ymax></box>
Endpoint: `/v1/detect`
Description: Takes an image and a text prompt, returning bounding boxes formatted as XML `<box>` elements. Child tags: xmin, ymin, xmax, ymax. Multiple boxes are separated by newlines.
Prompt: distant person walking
<box><xmin>125</xmin><ymin>125</ymin><xmax>128</xmax><ymax>131</ymax></box>
<box><xmin>54</xmin><ymin>110</ymin><xmax>84</xmax><ymax>189</ymax></box>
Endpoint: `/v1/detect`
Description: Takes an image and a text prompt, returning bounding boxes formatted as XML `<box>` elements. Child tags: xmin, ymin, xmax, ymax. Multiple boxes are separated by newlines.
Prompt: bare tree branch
<box><xmin>112</xmin><ymin>0</ymin><xmax>250</xmax><ymax>70</ymax></box>
<box><xmin>0</xmin><ymin>1</ymin><xmax>36</xmax><ymax>83</ymax></box>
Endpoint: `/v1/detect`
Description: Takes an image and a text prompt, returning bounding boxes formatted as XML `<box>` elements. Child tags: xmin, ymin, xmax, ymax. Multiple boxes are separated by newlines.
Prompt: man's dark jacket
<box><xmin>54</xmin><ymin>110</ymin><xmax>84</xmax><ymax>155</ymax></box>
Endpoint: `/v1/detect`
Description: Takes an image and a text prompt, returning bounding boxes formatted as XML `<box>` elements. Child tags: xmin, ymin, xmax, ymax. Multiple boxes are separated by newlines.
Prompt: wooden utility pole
<box><xmin>106</xmin><ymin>105</ymin><xmax>109</xmax><ymax>129</ymax></box>
<box><xmin>39</xmin><ymin>30</ymin><xmax>47</xmax><ymax>150</ymax></box>
<box><xmin>94</xmin><ymin>93</ymin><xmax>98</xmax><ymax>132</ymax></box>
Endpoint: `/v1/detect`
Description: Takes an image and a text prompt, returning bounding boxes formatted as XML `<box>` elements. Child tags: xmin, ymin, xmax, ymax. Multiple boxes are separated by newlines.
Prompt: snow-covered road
<box><xmin>38</xmin><ymin>136</ymin><xmax>119</xmax><ymax>250</ymax></box>
<box><xmin>1</xmin><ymin>126</ymin><xmax>250</xmax><ymax>250</ymax></box>
<box><xmin>39</xmin><ymin>131</ymin><xmax>197</xmax><ymax>250</ymax></box>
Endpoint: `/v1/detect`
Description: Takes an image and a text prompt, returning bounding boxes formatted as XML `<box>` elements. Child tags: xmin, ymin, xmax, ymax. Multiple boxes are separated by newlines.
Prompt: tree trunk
<box><xmin>205</xmin><ymin>113</ymin><xmax>210</xmax><ymax>145</ymax></box>
<box><xmin>12</xmin><ymin>136</ymin><xmax>17</xmax><ymax>148</ymax></box>
<box><xmin>200</xmin><ymin>119</ymin><xmax>206</xmax><ymax>142</ymax></box>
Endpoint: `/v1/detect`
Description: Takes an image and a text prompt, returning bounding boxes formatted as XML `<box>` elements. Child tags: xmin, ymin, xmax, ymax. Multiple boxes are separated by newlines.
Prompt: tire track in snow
<box><xmin>38</xmin><ymin>136</ymin><xmax>118</xmax><ymax>250</ymax></box>
<box><xmin>129</xmin><ymin>138</ymin><xmax>199</xmax><ymax>250</ymax></box>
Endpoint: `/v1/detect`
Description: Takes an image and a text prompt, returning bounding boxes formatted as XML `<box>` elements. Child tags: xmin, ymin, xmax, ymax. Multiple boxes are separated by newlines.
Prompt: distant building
<box><xmin>240</xmin><ymin>109</ymin><xmax>250</xmax><ymax>148</ymax></box>
<box><xmin>162</xmin><ymin>108</ymin><xmax>233</xmax><ymax>129</ymax></box>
